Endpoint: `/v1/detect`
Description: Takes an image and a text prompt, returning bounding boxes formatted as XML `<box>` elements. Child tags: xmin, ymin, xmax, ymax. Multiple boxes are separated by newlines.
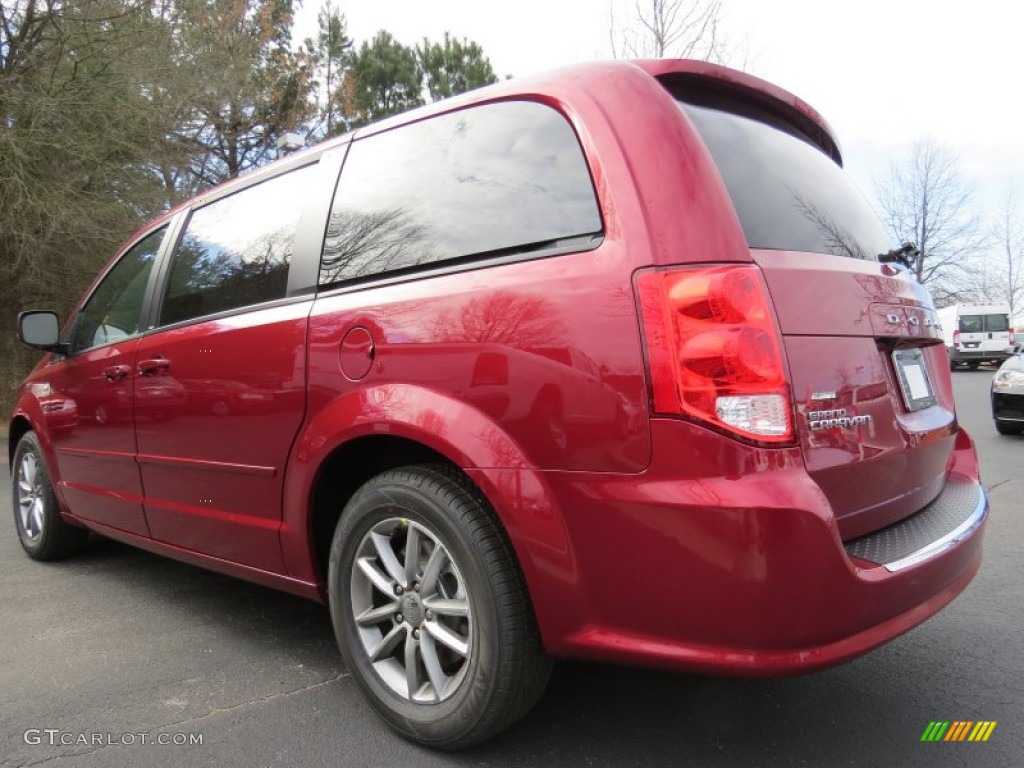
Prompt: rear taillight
<box><xmin>1010</xmin><ymin>328</ymin><xmax>1016</xmax><ymax>345</ymax></box>
<box><xmin>953</xmin><ymin>329</ymin><xmax>961</xmax><ymax>348</ymax></box>
<box><xmin>636</xmin><ymin>265</ymin><xmax>793</xmax><ymax>443</ymax></box>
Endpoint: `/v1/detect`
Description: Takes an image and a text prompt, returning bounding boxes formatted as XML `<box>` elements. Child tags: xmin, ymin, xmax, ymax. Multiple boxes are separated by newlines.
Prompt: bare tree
<box><xmin>966</xmin><ymin>185</ymin><xmax>1024</xmax><ymax>319</ymax></box>
<box><xmin>608</xmin><ymin>0</ymin><xmax>727</xmax><ymax>62</ymax></box>
<box><xmin>874</xmin><ymin>138</ymin><xmax>987</xmax><ymax>305</ymax></box>
<box><xmin>994</xmin><ymin>185</ymin><xmax>1024</xmax><ymax>322</ymax></box>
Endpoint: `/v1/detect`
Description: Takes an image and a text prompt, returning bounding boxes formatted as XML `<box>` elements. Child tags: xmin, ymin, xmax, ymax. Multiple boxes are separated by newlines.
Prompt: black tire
<box><xmin>995</xmin><ymin>420</ymin><xmax>1024</xmax><ymax>436</ymax></box>
<box><xmin>11</xmin><ymin>431</ymin><xmax>89</xmax><ymax>560</ymax></box>
<box><xmin>328</xmin><ymin>464</ymin><xmax>551</xmax><ymax>749</ymax></box>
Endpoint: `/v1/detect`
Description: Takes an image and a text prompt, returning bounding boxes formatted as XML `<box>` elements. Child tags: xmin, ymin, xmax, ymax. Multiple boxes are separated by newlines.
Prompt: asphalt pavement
<box><xmin>1</xmin><ymin>369</ymin><xmax>1020</xmax><ymax>767</ymax></box>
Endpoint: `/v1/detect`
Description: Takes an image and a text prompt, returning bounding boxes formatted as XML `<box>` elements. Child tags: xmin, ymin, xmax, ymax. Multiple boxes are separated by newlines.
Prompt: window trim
<box><xmin>286</xmin><ymin>145</ymin><xmax>348</xmax><ymax>297</ymax></box>
<box><xmin>139</xmin><ymin>292</ymin><xmax>317</xmax><ymax>336</ymax></box>
<box><xmin>316</xmin><ymin>233</ymin><xmax>604</xmax><ymax>298</ymax></box>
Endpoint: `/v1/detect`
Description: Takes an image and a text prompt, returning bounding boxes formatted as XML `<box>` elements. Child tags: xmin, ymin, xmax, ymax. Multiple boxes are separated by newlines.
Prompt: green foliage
<box><xmin>303</xmin><ymin>0</ymin><xmax>352</xmax><ymax>138</ymax></box>
<box><xmin>347</xmin><ymin>30</ymin><xmax>423</xmax><ymax>127</ymax></box>
<box><xmin>165</xmin><ymin>0</ymin><xmax>314</xmax><ymax>190</ymax></box>
<box><xmin>416</xmin><ymin>32</ymin><xmax>498</xmax><ymax>102</ymax></box>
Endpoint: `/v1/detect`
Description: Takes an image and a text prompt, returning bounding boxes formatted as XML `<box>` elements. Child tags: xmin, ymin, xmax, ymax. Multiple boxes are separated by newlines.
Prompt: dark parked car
<box><xmin>10</xmin><ymin>59</ymin><xmax>988</xmax><ymax>748</ymax></box>
<box><xmin>991</xmin><ymin>351</ymin><xmax>1024</xmax><ymax>435</ymax></box>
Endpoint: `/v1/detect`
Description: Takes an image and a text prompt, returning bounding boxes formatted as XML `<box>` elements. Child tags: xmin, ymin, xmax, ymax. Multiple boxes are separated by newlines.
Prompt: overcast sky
<box><xmin>294</xmin><ymin>0</ymin><xmax>1023</xmax><ymax>210</ymax></box>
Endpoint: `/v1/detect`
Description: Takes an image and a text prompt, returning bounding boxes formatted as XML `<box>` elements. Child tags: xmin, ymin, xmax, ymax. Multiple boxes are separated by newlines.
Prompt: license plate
<box><xmin>964</xmin><ymin>342</ymin><xmax>980</xmax><ymax>348</ymax></box>
<box><xmin>893</xmin><ymin>349</ymin><xmax>937</xmax><ymax>411</ymax></box>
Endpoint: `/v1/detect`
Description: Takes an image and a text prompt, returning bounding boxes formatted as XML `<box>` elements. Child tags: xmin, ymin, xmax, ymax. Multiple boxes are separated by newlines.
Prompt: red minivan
<box><xmin>9</xmin><ymin>60</ymin><xmax>988</xmax><ymax>748</ymax></box>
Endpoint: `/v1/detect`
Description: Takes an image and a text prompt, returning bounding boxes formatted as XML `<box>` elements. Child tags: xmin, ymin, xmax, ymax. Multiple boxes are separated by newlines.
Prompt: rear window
<box><xmin>678</xmin><ymin>101</ymin><xmax>891</xmax><ymax>261</ymax></box>
<box><xmin>960</xmin><ymin>314</ymin><xmax>1009</xmax><ymax>333</ymax></box>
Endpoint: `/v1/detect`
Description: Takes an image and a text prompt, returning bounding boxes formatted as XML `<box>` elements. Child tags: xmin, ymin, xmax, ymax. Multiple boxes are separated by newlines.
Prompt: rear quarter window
<box><xmin>319</xmin><ymin>100</ymin><xmax>602</xmax><ymax>286</ymax></box>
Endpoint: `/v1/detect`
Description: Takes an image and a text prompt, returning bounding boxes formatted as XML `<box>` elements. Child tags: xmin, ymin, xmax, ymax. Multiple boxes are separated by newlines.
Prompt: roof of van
<box><xmin>353</xmin><ymin>59</ymin><xmax>841</xmax><ymax>162</ymax></box>
<box><xmin>937</xmin><ymin>305</ymin><xmax>1010</xmax><ymax>314</ymax></box>
<box><xmin>133</xmin><ymin>59</ymin><xmax>841</xmax><ymax>246</ymax></box>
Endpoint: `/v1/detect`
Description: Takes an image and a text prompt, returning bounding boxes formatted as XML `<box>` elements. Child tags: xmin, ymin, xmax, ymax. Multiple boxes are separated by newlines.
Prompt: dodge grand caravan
<box><xmin>9</xmin><ymin>60</ymin><xmax>988</xmax><ymax>748</ymax></box>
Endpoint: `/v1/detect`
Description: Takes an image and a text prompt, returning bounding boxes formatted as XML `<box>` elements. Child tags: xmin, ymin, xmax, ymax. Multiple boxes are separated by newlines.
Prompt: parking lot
<box><xmin>1</xmin><ymin>369</ymin><xmax>1020</xmax><ymax>768</ymax></box>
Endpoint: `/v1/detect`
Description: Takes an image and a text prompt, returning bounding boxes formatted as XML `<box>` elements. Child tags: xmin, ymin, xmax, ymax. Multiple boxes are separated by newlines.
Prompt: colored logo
<box><xmin>921</xmin><ymin>721</ymin><xmax>997</xmax><ymax>742</ymax></box>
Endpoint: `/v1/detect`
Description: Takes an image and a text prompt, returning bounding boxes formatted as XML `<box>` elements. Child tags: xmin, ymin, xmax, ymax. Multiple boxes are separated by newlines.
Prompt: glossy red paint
<box><xmin>755</xmin><ymin>250</ymin><xmax>956</xmax><ymax>539</ymax></box>
<box><xmin>10</xmin><ymin>59</ymin><xmax>988</xmax><ymax>683</ymax></box>
<box><xmin>520</xmin><ymin>420</ymin><xmax>985</xmax><ymax>672</ymax></box>
<box><xmin>133</xmin><ymin>303</ymin><xmax>310</xmax><ymax>572</ymax></box>
<box><xmin>43</xmin><ymin>338</ymin><xmax>150</xmax><ymax>536</ymax></box>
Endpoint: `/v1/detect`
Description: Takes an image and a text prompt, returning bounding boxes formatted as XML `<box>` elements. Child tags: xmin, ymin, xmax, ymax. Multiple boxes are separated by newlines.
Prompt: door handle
<box><xmin>137</xmin><ymin>358</ymin><xmax>171</xmax><ymax>376</ymax></box>
<box><xmin>102</xmin><ymin>365</ymin><xmax>130</xmax><ymax>382</ymax></box>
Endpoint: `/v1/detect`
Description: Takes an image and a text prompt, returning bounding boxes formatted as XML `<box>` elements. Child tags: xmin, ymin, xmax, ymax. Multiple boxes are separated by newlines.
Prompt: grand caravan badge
<box><xmin>806</xmin><ymin>408</ymin><xmax>873</xmax><ymax>432</ymax></box>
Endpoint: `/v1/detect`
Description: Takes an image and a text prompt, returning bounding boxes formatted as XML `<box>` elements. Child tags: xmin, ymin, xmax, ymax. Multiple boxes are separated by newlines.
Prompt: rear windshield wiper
<box><xmin>878</xmin><ymin>241</ymin><xmax>919</xmax><ymax>270</ymax></box>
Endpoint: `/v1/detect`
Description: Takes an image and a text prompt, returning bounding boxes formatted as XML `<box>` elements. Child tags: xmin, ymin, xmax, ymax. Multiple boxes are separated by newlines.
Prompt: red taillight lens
<box><xmin>636</xmin><ymin>265</ymin><xmax>793</xmax><ymax>443</ymax></box>
<box><xmin>953</xmin><ymin>329</ymin><xmax>961</xmax><ymax>348</ymax></box>
<box><xmin>1010</xmin><ymin>328</ymin><xmax>1016</xmax><ymax>345</ymax></box>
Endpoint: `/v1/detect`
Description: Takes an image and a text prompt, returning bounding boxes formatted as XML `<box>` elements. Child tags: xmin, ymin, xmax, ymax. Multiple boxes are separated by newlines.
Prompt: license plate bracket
<box><xmin>893</xmin><ymin>348</ymin><xmax>937</xmax><ymax>412</ymax></box>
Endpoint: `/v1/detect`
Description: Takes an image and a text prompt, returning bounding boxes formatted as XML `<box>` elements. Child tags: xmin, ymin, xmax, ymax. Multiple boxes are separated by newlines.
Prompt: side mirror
<box><xmin>17</xmin><ymin>311</ymin><xmax>65</xmax><ymax>352</ymax></box>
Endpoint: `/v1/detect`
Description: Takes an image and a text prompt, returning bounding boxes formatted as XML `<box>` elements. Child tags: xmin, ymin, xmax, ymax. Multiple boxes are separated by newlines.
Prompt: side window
<box><xmin>159</xmin><ymin>164</ymin><xmax>316</xmax><ymax>326</ymax></box>
<box><xmin>320</xmin><ymin>101</ymin><xmax>602</xmax><ymax>286</ymax></box>
<box><xmin>70</xmin><ymin>226</ymin><xmax>165</xmax><ymax>354</ymax></box>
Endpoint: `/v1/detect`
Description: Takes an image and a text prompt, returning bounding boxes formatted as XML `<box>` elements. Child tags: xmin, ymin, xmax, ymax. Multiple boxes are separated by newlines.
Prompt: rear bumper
<box><xmin>951</xmin><ymin>348</ymin><xmax>1012</xmax><ymax>362</ymax></box>
<box><xmin>492</xmin><ymin>420</ymin><xmax>987</xmax><ymax>676</ymax></box>
<box><xmin>842</xmin><ymin>477</ymin><xmax>985</xmax><ymax>572</ymax></box>
<box><xmin>991</xmin><ymin>390</ymin><xmax>1024</xmax><ymax>422</ymax></box>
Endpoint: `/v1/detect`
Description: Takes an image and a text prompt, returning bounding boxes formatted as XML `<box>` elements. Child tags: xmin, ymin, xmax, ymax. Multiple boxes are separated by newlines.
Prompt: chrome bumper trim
<box><xmin>883</xmin><ymin>485</ymin><xmax>987</xmax><ymax>572</ymax></box>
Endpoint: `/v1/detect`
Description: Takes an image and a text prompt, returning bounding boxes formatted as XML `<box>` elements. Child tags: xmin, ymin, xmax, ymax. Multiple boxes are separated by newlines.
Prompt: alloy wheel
<box><xmin>350</xmin><ymin>517</ymin><xmax>473</xmax><ymax>703</ymax></box>
<box><xmin>16</xmin><ymin>451</ymin><xmax>45</xmax><ymax>541</ymax></box>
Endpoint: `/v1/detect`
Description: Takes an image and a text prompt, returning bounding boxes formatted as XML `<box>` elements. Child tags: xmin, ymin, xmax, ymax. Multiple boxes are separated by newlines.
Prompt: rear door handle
<box><xmin>137</xmin><ymin>358</ymin><xmax>171</xmax><ymax>376</ymax></box>
<box><xmin>102</xmin><ymin>365</ymin><xmax>130</xmax><ymax>382</ymax></box>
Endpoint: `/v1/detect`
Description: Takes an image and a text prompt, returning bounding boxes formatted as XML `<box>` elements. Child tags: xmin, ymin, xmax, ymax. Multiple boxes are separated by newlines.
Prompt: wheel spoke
<box><xmin>357</xmin><ymin>557</ymin><xmax>397</xmax><ymax>597</ymax></box>
<box><xmin>368</xmin><ymin>623</ymin><xmax>405</xmax><ymax>662</ymax></box>
<box><xmin>355</xmin><ymin>602</ymin><xmax>398</xmax><ymax>626</ymax></box>
<box><xmin>20</xmin><ymin>501</ymin><xmax>32</xmax><ymax>533</ymax></box>
<box><xmin>31</xmin><ymin>500</ymin><xmax>45</xmax><ymax>537</ymax></box>
<box><xmin>422</xmin><ymin>596</ymin><xmax>469</xmax><ymax>617</ymax></box>
<box><xmin>18</xmin><ymin>477</ymin><xmax>33</xmax><ymax>494</ymax></box>
<box><xmin>371</xmin><ymin>531</ymin><xmax>407</xmax><ymax>588</ymax></box>
<box><xmin>424</xmin><ymin>619</ymin><xmax>469</xmax><ymax>657</ymax></box>
<box><xmin>22</xmin><ymin>454</ymin><xmax>37</xmax><ymax>486</ymax></box>
<box><xmin>419</xmin><ymin>544</ymin><xmax>448</xmax><ymax>594</ymax></box>
<box><xmin>404</xmin><ymin>524</ymin><xmax>421</xmax><ymax>584</ymax></box>
<box><xmin>404</xmin><ymin>631</ymin><xmax>423</xmax><ymax>698</ymax></box>
<box><xmin>419</xmin><ymin>630</ymin><xmax>448</xmax><ymax>700</ymax></box>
